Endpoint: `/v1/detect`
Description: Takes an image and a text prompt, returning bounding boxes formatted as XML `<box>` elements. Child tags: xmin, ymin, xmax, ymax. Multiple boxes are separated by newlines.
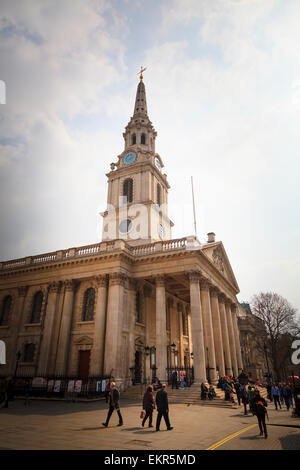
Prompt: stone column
<box><xmin>232</xmin><ymin>304</ymin><xmax>243</xmax><ymax>373</ymax></box>
<box><xmin>89</xmin><ymin>275</ymin><xmax>108</xmax><ymax>376</ymax></box>
<box><xmin>177</xmin><ymin>303</ymin><xmax>184</xmax><ymax>367</ymax></box>
<box><xmin>155</xmin><ymin>275</ymin><xmax>167</xmax><ymax>382</ymax></box>
<box><xmin>218</xmin><ymin>294</ymin><xmax>233</xmax><ymax>376</ymax></box>
<box><xmin>188</xmin><ymin>271</ymin><xmax>206</xmax><ymax>384</ymax></box>
<box><xmin>55</xmin><ymin>280</ymin><xmax>76</xmax><ymax>375</ymax></box>
<box><xmin>38</xmin><ymin>282</ymin><xmax>60</xmax><ymax>375</ymax></box>
<box><xmin>225</xmin><ymin>300</ymin><xmax>238</xmax><ymax>378</ymax></box>
<box><xmin>10</xmin><ymin>286</ymin><xmax>28</xmax><ymax>375</ymax></box>
<box><xmin>210</xmin><ymin>288</ymin><xmax>225</xmax><ymax>377</ymax></box>
<box><xmin>128</xmin><ymin>279</ymin><xmax>137</xmax><ymax>383</ymax></box>
<box><xmin>103</xmin><ymin>272</ymin><xmax>126</xmax><ymax>385</ymax></box>
<box><xmin>200</xmin><ymin>279</ymin><xmax>217</xmax><ymax>384</ymax></box>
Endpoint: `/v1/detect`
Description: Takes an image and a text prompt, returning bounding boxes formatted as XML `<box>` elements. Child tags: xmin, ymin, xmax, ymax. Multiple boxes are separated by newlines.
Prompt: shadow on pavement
<box><xmin>279</xmin><ymin>432</ymin><xmax>300</xmax><ymax>450</ymax></box>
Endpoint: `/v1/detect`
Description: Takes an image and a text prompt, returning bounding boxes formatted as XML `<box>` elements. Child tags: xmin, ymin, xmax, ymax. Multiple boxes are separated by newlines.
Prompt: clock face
<box><xmin>119</xmin><ymin>219</ymin><xmax>133</xmax><ymax>234</ymax></box>
<box><xmin>123</xmin><ymin>152</ymin><xmax>137</xmax><ymax>165</ymax></box>
<box><xmin>155</xmin><ymin>157</ymin><xmax>161</xmax><ymax>170</ymax></box>
<box><xmin>158</xmin><ymin>223</ymin><xmax>165</xmax><ymax>238</ymax></box>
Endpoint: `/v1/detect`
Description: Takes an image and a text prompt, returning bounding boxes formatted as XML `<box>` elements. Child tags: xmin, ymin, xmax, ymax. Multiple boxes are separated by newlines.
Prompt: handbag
<box><xmin>140</xmin><ymin>410</ymin><xmax>145</xmax><ymax>419</ymax></box>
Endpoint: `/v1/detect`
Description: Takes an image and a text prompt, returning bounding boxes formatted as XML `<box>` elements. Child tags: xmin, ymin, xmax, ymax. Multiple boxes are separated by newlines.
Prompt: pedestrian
<box><xmin>283</xmin><ymin>384</ymin><xmax>293</xmax><ymax>411</ymax></box>
<box><xmin>234</xmin><ymin>381</ymin><xmax>241</xmax><ymax>406</ymax></box>
<box><xmin>271</xmin><ymin>383</ymin><xmax>282</xmax><ymax>410</ymax></box>
<box><xmin>104</xmin><ymin>378</ymin><xmax>110</xmax><ymax>403</ymax></box>
<box><xmin>208</xmin><ymin>385</ymin><xmax>216</xmax><ymax>400</ymax></box>
<box><xmin>153</xmin><ymin>377</ymin><xmax>162</xmax><ymax>391</ymax></box>
<box><xmin>248</xmin><ymin>385</ymin><xmax>256</xmax><ymax>414</ymax></box>
<box><xmin>252</xmin><ymin>389</ymin><xmax>268</xmax><ymax>439</ymax></box>
<box><xmin>102</xmin><ymin>382</ymin><xmax>123</xmax><ymax>427</ymax></box>
<box><xmin>142</xmin><ymin>385</ymin><xmax>155</xmax><ymax>428</ymax></box>
<box><xmin>241</xmin><ymin>385</ymin><xmax>249</xmax><ymax>415</ymax></box>
<box><xmin>3</xmin><ymin>377</ymin><xmax>14</xmax><ymax>408</ymax></box>
<box><xmin>201</xmin><ymin>382</ymin><xmax>208</xmax><ymax>400</ymax></box>
<box><xmin>155</xmin><ymin>383</ymin><xmax>173</xmax><ymax>431</ymax></box>
<box><xmin>171</xmin><ymin>370</ymin><xmax>178</xmax><ymax>390</ymax></box>
<box><xmin>24</xmin><ymin>379</ymin><xmax>32</xmax><ymax>407</ymax></box>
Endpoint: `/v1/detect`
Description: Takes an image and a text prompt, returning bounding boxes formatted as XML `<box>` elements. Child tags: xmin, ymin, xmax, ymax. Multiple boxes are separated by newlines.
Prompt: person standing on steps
<box><xmin>155</xmin><ymin>384</ymin><xmax>173</xmax><ymax>432</ymax></box>
<box><xmin>102</xmin><ymin>382</ymin><xmax>123</xmax><ymax>428</ymax></box>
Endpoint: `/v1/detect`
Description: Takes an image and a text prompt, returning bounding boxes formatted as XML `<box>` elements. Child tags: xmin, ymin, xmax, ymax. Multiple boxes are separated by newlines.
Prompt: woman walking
<box><xmin>253</xmin><ymin>389</ymin><xmax>268</xmax><ymax>439</ymax></box>
<box><xmin>142</xmin><ymin>385</ymin><xmax>155</xmax><ymax>428</ymax></box>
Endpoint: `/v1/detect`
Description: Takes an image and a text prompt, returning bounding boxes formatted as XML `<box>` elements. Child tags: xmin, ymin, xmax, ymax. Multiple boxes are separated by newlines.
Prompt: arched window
<box><xmin>131</xmin><ymin>134</ymin><xmax>136</xmax><ymax>145</ymax></box>
<box><xmin>123</xmin><ymin>178</ymin><xmax>133</xmax><ymax>203</ymax></box>
<box><xmin>136</xmin><ymin>291</ymin><xmax>142</xmax><ymax>323</ymax></box>
<box><xmin>0</xmin><ymin>295</ymin><xmax>12</xmax><ymax>326</ymax></box>
<box><xmin>30</xmin><ymin>291</ymin><xmax>43</xmax><ymax>324</ymax></box>
<box><xmin>24</xmin><ymin>343</ymin><xmax>35</xmax><ymax>362</ymax></box>
<box><xmin>141</xmin><ymin>133</ymin><xmax>146</xmax><ymax>145</ymax></box>
<box><xmin>157</xmin><ymin>183</ymin><xmax>161</xmax><ymax>205</ymax></box>
<box><xmin>82</xmin><ymin>288</ymin><xmax>95</xmax><ymax>321</ymax></box>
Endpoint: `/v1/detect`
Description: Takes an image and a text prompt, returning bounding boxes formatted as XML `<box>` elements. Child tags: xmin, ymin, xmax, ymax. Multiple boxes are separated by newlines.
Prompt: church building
<box><xmin>0</xmin><ymin>71</ymin><xmax>244</xmax><ymax>390</ymax></box>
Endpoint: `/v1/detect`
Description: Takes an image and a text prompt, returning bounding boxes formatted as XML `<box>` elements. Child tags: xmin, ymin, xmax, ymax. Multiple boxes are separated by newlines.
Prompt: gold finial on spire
<box><xmin>138</xmin><ymin>66</ymin><xmax>147</xmax><ymax>81</ymax></box>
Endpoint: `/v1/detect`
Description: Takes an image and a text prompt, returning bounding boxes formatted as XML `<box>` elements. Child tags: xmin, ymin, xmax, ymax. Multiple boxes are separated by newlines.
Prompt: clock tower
<box><xmin>101</xmin><ymin>70</ymin><xmax>174</xmax><ymax>244</ymax></box>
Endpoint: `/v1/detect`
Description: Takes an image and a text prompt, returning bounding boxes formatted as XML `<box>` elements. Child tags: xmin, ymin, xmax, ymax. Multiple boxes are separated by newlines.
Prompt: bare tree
<box><xmin>251</xmin><ymin>292</ymin><xmax>299</xmax><ymax>381</ymax></box>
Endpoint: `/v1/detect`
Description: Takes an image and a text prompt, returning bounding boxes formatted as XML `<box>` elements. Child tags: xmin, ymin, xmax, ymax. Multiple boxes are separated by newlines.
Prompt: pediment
<box><xmin>74</xmin><ymin>336</ymin><xmax>93</xmax><ymax>346</ymax></box>
<box><xmin>202</xmin><ymin>241</ymin><xmax>239</xmax><ymax>292</ymax></box>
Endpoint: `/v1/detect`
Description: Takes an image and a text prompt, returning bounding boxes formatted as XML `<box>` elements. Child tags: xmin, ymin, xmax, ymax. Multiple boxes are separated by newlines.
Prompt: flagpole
<box><xmin>191</xmin><ymin>176</ymin><xmax>197</xmax><ymax>239</ymax></box>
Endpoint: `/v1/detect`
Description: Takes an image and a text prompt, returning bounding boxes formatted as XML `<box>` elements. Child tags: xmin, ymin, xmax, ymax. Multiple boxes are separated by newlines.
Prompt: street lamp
<box><xmin>14</xmin><ymin>350</ymin><xmax>21</xmax><ymax>378</ymax></box>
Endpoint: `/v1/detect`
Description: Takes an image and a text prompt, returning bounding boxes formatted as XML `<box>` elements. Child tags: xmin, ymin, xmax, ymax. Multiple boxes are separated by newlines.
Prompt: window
<box><xmin>30</xmin><ymin>291</ymin><xmax>43</xmax><ymax>323</ymax></box>
<box><xmin>166</xmin><ymin>298</ymin><xmax>171</xmax><ymax>331</ymax></box>
<box><xmin>0</xmin><ymin>295</ymin><xmax>12</xmax><ymax>326</ymax></box>
<box><xmin>157</xmin><ymin>183</ymin><xmax>161</xmax><ymax>205</ymax></box>
<box><xmin>132</xmin><ymin>134</ymin><xmax>136</xmax><ymax>145</ymax></box>
<box><xmin>182</xmin><ymin>312</ymin><xmax>188</xmax><ymax>336</ymax></box>
<box><xmin>136</xmin><ymin>291</ymin><xmax>142</xmax><ymax>323</ymax></box>
<box><xmin>82</xmin><ymin>288</ymin><xmax>95</xmax><ymax>321</ymax></box>
<box><xmin>24</xmin><ymin>343</ymin><xmax>35</xmax><ymax>362</ymax></box>
<box><xmin>123</xmin><ymin>178</ymin><xmax>133</xmax><ymax>203</ymax></box>
<box><xmin>141</xmin><ymin>133</ymin><xmax>146</xmax><ymax>145</ymax></box>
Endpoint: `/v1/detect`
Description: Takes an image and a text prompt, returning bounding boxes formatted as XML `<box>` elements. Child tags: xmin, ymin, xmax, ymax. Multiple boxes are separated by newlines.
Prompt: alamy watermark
<box><xmin>291</xmin><ymin>340</ymin><xmax>300</xmax><ymax>365</ymax></box>
<box><xmin>0</xmin><ymin>80</ymin><xmax>6</xmax><ymax>104</ymax></box>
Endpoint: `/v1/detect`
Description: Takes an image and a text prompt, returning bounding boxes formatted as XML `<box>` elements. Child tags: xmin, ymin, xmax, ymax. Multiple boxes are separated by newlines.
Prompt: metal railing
<box><xmin>166</xmin><ymin>367</ymin><xmax>194</xmax><ymax>387</ymax></box>
<box><xmin>0</xmin><ymin>374</ymin><xmax>110</xmax><ymax>400</ymax></box>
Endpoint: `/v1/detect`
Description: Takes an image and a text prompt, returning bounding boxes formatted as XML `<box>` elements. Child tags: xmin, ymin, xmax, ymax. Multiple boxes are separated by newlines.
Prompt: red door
<box><xmin>78</xmin><ymin>350</ymin><xmax>90</xmax><ymax>380</ymax></box>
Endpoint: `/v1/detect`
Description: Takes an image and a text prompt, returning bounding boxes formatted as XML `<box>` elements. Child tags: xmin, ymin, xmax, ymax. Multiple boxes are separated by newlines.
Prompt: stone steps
<box><xmin>121</xmin><ymin>384</ymin><xmax>269</xmax><ymax>408</ymax></box>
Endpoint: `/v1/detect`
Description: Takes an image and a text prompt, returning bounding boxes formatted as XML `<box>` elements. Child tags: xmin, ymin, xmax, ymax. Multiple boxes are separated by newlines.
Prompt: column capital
<box><xmin>109</xmin><ymin>272</ymin><xmax>127</xmax><ymax>286</ymax></box>
<box><xmin>218</xmin><ymin>293</ymin><xmax>226</xmax><ymax>303</ymax></box>
<box><xmin>155</xmin><ymin>274</ymin><xmax>165</xmax><ymax>287</ymax></box>
<box><xmin>199</xmin><ymin>277</ymin><xmax>211</xmax><ymax>290</ymax></box>
<box><xmin>95</xmin><ymin>275</ymin><xmax>107</xmax><ymax>288</ymax></box>
<box><xmin>48</xmin><ymin>281</ymin><xmax>61</xmax><ymax>294</ymax></box>
<box><xmin>128</xmin><ymin>277</ymin><xmax>138</xmax><ymax>290</ymax></box>
<box><xmin>210</xmin><ymin>286</ymin><xmax>220</xmax><ymax>298</ymax></box>
<box><xmin>63</xmin><ymin>279</ymin><xmax>77</xmax><ymax>292</ymax></box>
<box><xmin>17</xmin><ymin>286</ymin><xmax>28</xmax><ymax>297</ymax></box>
<box><xmin>187</xmin><ymin>270</ymin><xmax>202</xmax><ymax>283</ymax></box>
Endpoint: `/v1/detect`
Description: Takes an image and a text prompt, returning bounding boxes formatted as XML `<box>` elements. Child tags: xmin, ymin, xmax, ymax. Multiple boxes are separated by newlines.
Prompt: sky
<box><xmin>0</xmin><ymin>0</ymin><xmax>299</xmax><ymax>313</ymax></box>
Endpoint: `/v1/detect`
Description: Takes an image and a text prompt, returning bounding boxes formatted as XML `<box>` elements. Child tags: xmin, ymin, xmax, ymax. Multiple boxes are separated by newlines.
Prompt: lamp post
<box><xmin>14</xmin><ymin>350</ymin><xmax>21</xmax><ymax>379</ymax></box>
<box><xmin>263</xmin><ymin>342</ymin><xmax>271</xmax><ymax>385</ymax></box>
<box><xmin>206</xmin><ymin>347</ymin><xmax>210</xmax><ymax>384</ymax></box>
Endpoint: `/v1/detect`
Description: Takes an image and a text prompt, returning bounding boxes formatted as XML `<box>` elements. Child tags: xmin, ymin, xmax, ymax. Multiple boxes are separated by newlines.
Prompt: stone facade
<box><xmin>0</xmin><ymin>75</ymin><xmax>244</xmax><ymax>390</ymax></box>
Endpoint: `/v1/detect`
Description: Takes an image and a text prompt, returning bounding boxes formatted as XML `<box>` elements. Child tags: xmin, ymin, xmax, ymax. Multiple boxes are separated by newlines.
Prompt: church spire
<box><xmin>133</xmin><ymin>66</ymin><xmax>148</xmax><ymax>118</ymax></box>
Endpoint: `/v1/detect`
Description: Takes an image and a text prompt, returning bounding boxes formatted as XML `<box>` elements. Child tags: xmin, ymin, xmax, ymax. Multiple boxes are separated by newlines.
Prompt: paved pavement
<box><xmin>0</xmin><ymin>398</ymin><xmax>299</xmax><ymax>450</ymax></box>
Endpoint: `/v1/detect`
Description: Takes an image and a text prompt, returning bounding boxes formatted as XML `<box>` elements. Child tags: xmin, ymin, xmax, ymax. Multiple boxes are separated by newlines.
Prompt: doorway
<box><xmin>78</xmin><ymin>350</ymin><xmax>90</xmax><ymax>379</ymax></box>
<box><xmin>134</xmin><ymin>350</ymin><xmax>142</xmax><ymax>384</ymax></box>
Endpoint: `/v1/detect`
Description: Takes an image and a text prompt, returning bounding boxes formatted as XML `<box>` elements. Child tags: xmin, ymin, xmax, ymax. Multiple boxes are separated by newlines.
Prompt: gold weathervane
<box><xmin>138</xmin><ymin>66</ymin><xmax>147</xmax><ymax>81</ymax></box>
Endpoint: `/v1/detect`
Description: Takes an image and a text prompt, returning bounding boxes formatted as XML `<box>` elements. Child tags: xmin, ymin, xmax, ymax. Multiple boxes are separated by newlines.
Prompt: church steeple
<box><xmin>102</xmin><ymin>71</ymin><xmax>173</xmax><ymax>245</ymax></box>
<box><xmin>123</xmin><ymin>69</ymin><xmax>157</xmax><ymax>153</ymax></box>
